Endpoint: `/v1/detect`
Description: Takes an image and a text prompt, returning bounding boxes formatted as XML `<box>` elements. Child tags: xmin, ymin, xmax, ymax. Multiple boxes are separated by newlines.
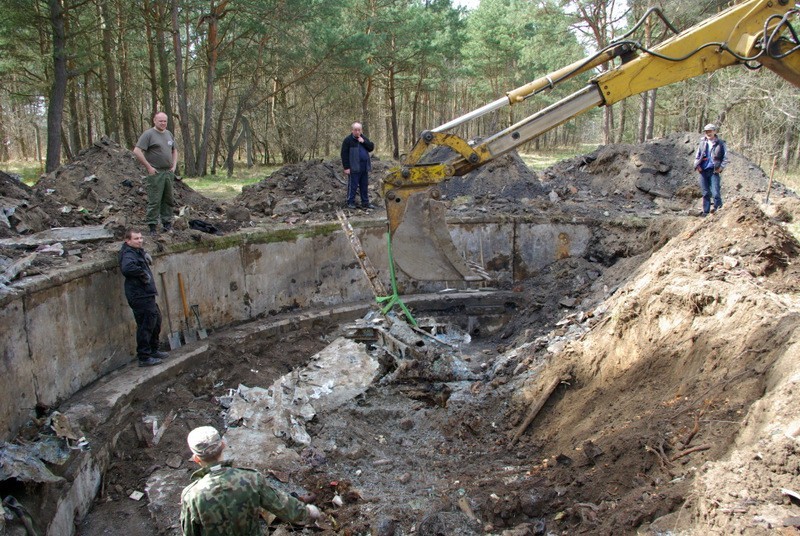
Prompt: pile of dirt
<box><xmin>444</xmin><ymin>133</ymin><xmax>796</xmax><ymax>222</ymax></box>
<box><xmin>440</xmin><ymin>152</ymin><xmax>547</xmax><ymax>201</ymax></box>
<box><xmin>0</xmin><ymin>139</ymin><xmax>240</xmax><ymax>285</ymax></box>
<box><xmin>0</xmin><ymin>171</ymin><xmax>73</xmax><ymax>238</ymax></box>
<box><xmin>33</xmin><ymin>137</ymin><xmax>223</xmax><ymax>233</ymax></box>
<box><xmin>233</xmin><ymin>158</ymin><xmax>396</xmax><ymax>222</ymax></box>
<box><xmin>547</xmin><ymin>132</ymin><xmax>784</xmax><ymax>199</ymax></box>
<box><xmin>472</xmin><ymin>197</ymin><xmax>800</xmax><ymax>534</ymax></box>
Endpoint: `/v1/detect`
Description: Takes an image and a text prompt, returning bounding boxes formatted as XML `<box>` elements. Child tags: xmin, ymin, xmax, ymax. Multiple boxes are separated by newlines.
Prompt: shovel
<box><xmin>158</xmin><ymin>272</ymin><xmax>182</xmax><ymax>350</ymax></box>
<box><xmin>190</xmin><ymin>304</ymin><xmax>208</xmax><ymax>339</ymax></box>
<box><xmin>177</xmin><ymin>273</ymin><xmax>198</xmax><ymax>343</ymax></box>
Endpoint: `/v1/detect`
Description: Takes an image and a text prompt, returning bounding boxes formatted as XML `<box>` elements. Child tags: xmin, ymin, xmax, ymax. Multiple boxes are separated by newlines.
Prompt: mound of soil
<box><xmin>480</xmin><ymin>197</ymin><xmax>800</xmax><ymax>534</ymax></box>
<box><xmin>4</xmin><ymin>131</ymin><xmax>795</xmax><ymax>280</ymax></box>
<box><xmin>441</xmin><ymin>152</ymin><xmax>546</xmax><ymax>201</ymax></box>
<box><xmin>544</xmin><ymin>132</ymin><xmax>789</xmax><ymax>202</ymax></box>
<box><xmin>0</xmin><ymin>171</ymin><xmax>72</xmax><ymax>238</ymax></box>
<box><xmin>33</xmin><ymin>137</ymin><xmax>222</xmax><ymax>231</ymax></box>
<box><xmin>234</xmin><ymin>158</ymin><xmax>396</xmax><ymax>222</ymax></box>
<box><xmin>442</xmin><ymin>133</ymin><xmax>797</xmax><ymax>224</ymax></box>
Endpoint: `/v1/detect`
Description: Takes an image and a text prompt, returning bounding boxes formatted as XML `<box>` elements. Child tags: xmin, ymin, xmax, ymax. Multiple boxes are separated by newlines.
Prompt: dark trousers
<box><xmin>129</xmin><ymin>296</ymin><xmax>162</xmax><ymax>358</ymax></box>
<box><xmin>347</xmin><ymin>170</ymin><xmax>369</xmax><ymax>205</ymax></box>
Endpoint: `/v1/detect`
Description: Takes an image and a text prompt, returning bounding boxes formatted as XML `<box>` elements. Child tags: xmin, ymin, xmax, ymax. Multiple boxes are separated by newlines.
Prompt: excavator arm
<box><xmin>383</xmin><ymin>0</ymin><xmax>800</xmax><ymax>281</ymax></box>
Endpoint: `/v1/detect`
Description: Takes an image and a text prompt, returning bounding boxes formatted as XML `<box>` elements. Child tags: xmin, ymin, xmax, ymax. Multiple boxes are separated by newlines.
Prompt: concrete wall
<box><xmin>0</xmin><ymin>217</ymin><xmax>590</xmax><ymax>440</ymax></box>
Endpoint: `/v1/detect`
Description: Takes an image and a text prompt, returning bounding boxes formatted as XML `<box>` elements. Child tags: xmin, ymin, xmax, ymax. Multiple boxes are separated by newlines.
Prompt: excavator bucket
<box><xmin>385</xmin><ymin>185</ymin><xmax>484</xmax><ymax>281</ymax></box>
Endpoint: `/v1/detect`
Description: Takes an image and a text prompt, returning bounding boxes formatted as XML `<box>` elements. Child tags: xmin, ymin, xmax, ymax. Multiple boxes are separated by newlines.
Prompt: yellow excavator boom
<box><xmin>383</xmin><ymin>0</ymin><xmax>799</xmax><ymax>281</ymax></box>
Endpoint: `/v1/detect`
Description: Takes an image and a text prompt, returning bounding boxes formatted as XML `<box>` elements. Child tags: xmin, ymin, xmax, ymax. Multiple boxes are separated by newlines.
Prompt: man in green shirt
<box><xmin>133</xmin><ymin>112</ymin><xmax>179</xmax><ymax>235</ymax></box>
<box><xmin>180</xmin><ymin>426</ymin><xmax>321</xmax><ymax>536</ymax></box>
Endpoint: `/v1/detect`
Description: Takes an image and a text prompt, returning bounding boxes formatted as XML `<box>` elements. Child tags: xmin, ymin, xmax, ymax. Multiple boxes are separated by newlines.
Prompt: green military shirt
<box><xmin>180</xmin><ymin>461</ymin><xmax>310</xmax><ymax>536</ymax></box>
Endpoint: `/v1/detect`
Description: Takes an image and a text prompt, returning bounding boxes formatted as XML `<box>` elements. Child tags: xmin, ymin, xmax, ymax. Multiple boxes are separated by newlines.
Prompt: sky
<box><xmin>453</xmin><ymin>0</ymin><xmax>480</xmax><ymax>9</ymax></box>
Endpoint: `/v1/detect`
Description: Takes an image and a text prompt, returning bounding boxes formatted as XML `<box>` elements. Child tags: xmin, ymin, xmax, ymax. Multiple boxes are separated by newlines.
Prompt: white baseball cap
<box><xmin>187</xmin><ymin>426</ymin><xmax>223</xmax><ymax>456</ymax></box>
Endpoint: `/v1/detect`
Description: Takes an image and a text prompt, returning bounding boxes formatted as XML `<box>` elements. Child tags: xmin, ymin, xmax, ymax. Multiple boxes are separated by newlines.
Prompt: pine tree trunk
<box><xmin>243</xmin><ymin>116</ymin><xmax>253</xmax><ymax>168</ymax></box>
<box><xmin>196</xmin><ymin>2</ymin><xmax>227</xmax><ymax>176</ymax></box>
<box><xmin>211</xmin><ymin>77</ymin><xmax>232</xmax><ymax>174</ymax></box>
<box><xmin>155</xmin><ymin>2</ymin><xmax>173</xmax><ymax>132</ymax></box>
<box><xmin>602</xmin><ymin>106</ymin><xmax>613</xmax><ymax>145</ymax></box>
<box><xmin>645</xmin><ymin>89</ymin><xmax>656</xmax><ymax>140</ymax></box>
<box><xmin>67</xmin><ymin>78</ymin><xmax>82</xmax><ymax>152</ymax></box>
<box><xmin>0</xmin><ymin>104</ymin><xmax>8</xmax><ymax>162</ymax></box>
<box><xmin>616</xmin><ymin>99</ymin><xmax>626</xmax><ymax>143</ymax></box>
<box><xmin>388</xmin><ymin>67</ymin><xmax>399</xmax><ymax>159</ymax></box>
<box><xmin>83</xmin><ymin>72</ymin><xmax>94</xmax><ymax>145</ymax></box>
<box><xmin>143</xmin><ymin>0</ymin><xmax>158</xmax><ymax>116</ymax></box>
<box><xmin>60</xmin><ymin>125</ymin><xmax>73</xmax><ymax>161</ymax></box>
<box><xmin>46</xmin><ymin>0</ymin><xmax>67</xmax><ymax>173</ymax></box>
<box><xmin>172</xmin><ymin>0</ymin><xmax>195</xmax><ymax>175</ymax></box>
<box><xmin>224</xmin><ymin>95</ymin><xmax>245</xmax><ymax>176</ymax></box>
<box><xmin>117</xmin><ymin>0</ymin><xmax>136</xmax><ymax>148</ymax></box>
<box><xmin>99</xmin><ymin>0</ymin><xmax>119</xmax><ymax>142</ymax></box>
<box><xmin>637</xmin><ymin>93</ymin><xmax>647</xmax><ymax>143</ymax></box>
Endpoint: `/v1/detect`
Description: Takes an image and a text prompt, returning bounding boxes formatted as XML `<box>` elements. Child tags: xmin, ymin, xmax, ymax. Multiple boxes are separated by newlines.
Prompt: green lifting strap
<box><xmin>375</xmin><ymin>232</ymin><xmax>418</xmax><ymax>326</ymax></box>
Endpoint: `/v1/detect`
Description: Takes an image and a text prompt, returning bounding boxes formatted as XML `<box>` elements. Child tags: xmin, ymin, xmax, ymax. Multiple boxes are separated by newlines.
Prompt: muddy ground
<box><xmin>2</xmin><ymin>133</ymin><xmax>800</xmax><ymax>535</ymax></box>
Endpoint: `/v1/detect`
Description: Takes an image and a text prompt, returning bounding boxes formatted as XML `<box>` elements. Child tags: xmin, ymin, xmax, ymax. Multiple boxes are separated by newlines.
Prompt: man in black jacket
<box><xmin>119</xmin><ymin>229</ymin><xmax>168</xmax><ymax>367</ymax></box>
<box><xmin>340</xmin><ymin>122</ymin><xmax>375</xmax><ymax>210</ymax></box>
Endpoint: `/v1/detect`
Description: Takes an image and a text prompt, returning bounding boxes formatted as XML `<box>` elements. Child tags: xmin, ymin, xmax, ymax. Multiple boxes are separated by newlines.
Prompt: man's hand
<box><xmin>344</xmin><ymin>169</ymin><xmax>350</xmax><ymax>175</ymax></box>
<box><xmin>714</xmin><ymin>168</ymin><xmax>722</xmax><ymax>174</ymax></box>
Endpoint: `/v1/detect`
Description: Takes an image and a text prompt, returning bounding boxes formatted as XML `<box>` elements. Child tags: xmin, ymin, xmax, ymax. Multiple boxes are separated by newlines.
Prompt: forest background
<box><xmin>0</xmin><ymin>0</ymin><xmax>798</xmax><ymax>185</ymax></box>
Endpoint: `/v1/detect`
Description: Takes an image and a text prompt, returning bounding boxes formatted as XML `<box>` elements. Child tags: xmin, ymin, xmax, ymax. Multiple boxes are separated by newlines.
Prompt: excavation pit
<box><xmin>3</xmin><ymin>290</ymin><xmax>524</xmax><ymax>535</ymax></box>
<box><xmin>2</xmin><ymin>135</ymin><xmax>799</xmax><ymax>534</ymax></box>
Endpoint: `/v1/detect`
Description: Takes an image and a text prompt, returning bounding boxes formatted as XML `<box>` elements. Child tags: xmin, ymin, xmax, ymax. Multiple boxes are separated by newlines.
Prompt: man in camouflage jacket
<box><xmin>180</xmin><ymin>426</ymin><xmax>321</xmax><ymax>535</ymax></box>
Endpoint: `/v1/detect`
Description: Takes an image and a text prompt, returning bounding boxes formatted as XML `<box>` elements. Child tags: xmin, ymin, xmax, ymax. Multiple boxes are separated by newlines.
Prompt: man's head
<box><xmin>124</xmin><ymin>229</ymin><xmax>144</xmax><ymax>249</ymax></box>
<box><xmin>153</xmin><ymin>112</ymin><xmax>168</xmax><ymax>132</ymax></box>
<box><xmin>187</xmin><ymin>426</ymin><xmax>225</xmax><ymax>464</ymax></box>
<box><xmin>351</xmin><ymin>122</ymin><xmax>363</xmax><ymax>137</ymax></box>
<box><xmin>703</xmin><ymin>124</ymin><xmax>717</xmax><ymax>138</ymax></box>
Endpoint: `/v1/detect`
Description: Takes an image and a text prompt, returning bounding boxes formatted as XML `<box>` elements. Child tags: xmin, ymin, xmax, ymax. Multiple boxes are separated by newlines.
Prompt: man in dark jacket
<box><xmin>340</xmin><ymin>122</ymin><xmax>375</xmax><ymax>210</ymax></box>
<box><xmin>693</xmin><ymin>123</ymin><xmax>728</xmax><ymax>216</ymax></box>
<box><xmin>119</xmin><ymin>228</ymin><xmax>168</xmax><ymax>367</ymax></box>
